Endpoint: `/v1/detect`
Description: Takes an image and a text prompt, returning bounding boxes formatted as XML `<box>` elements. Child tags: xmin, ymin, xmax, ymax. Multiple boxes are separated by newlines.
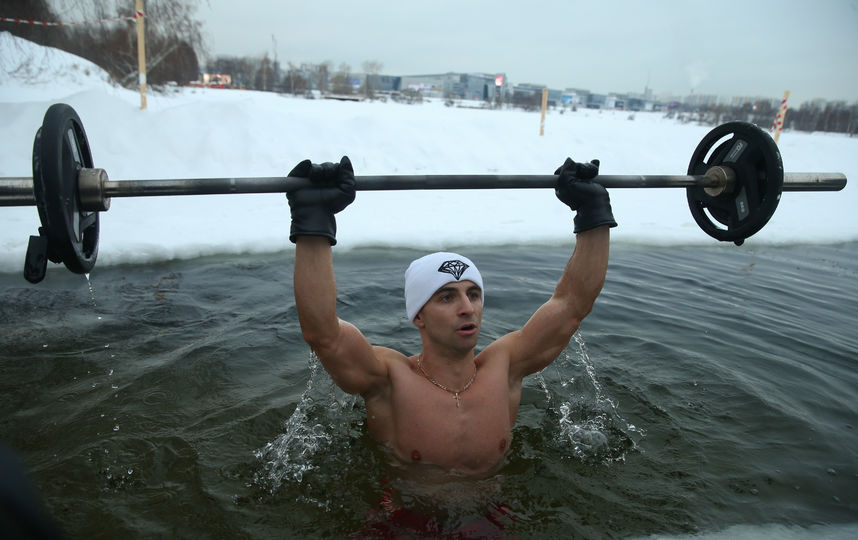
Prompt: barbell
<box><xmin>0</xmin><ymin>103</ymin><xmax>848</xmax><ymax>284</ymax></box>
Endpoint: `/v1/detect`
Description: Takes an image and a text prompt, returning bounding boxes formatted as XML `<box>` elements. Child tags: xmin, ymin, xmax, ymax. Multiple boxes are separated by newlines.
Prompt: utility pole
<box><xmin>272</xmin><ymin>34</ymin><xmax>278</xmax><ymax>91</ymax></box>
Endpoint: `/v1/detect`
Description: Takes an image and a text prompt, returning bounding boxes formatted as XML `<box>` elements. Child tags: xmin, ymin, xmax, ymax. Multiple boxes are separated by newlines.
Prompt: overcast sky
<box><xmin>201</xmin><ymin>0</ymin><xmax>858</xmax><ymax>105</ymax></box>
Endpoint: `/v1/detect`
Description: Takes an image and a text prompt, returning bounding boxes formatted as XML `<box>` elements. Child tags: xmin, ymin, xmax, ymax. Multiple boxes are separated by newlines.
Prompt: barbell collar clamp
<box><xmin>703</xmin><ymin>166</ymin><xmax>736</xmax><ymax>198</ymax></box>
<box><xmin>78</xmin><ymin>167</ymin><xmax>111</xmax><ymax>212</ymax></box>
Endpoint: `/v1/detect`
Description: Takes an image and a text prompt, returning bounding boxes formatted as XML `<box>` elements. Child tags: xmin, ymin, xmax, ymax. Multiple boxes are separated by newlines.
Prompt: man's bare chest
<box><xmin>384</xmin><ymin>366</ymin><xmax>514</xmax><ymax>472</ymax></box>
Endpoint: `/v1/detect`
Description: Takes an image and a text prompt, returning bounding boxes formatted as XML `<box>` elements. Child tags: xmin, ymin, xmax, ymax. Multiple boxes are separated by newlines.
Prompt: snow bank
<box><xmin>1</xmin><ymin>32</ymin><xmax>856</xmax><ymax>274</ymax></box>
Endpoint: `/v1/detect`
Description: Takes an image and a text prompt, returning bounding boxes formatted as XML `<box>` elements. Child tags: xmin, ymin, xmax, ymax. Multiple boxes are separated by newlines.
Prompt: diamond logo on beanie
<box><xmin>438</xmin><ymin>260</ymin><xmax>469</xmax><ymax>280</ymax></box>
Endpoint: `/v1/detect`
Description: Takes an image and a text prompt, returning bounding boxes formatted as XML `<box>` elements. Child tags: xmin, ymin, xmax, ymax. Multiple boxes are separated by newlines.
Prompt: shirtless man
<box><xmin>287</xmin><ymin>156</ymin><xmax>615</xmax><ymax>475</ymax></box>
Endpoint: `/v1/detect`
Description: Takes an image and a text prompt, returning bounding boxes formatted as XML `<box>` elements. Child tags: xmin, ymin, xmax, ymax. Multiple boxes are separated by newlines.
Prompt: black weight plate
<box><xmin>686</xmin><ymin>122</ymin><xmax>783</xmax><ymax>245</ymax></box>
<box><xmin>31</xmin><ymin>104</ymin><xmax>99</xmax><ymax>274</ymax></box>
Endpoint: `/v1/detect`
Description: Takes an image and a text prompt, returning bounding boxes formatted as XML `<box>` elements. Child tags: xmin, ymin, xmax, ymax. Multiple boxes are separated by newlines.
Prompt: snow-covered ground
<box><xmin>1</xmin><ymin>31</ymin><xmax>855</xmax><ymax>274</ymax></box>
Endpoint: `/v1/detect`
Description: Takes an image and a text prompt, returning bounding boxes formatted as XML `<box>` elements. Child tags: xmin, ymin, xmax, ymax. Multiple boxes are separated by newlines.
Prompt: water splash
<box><xmin>534</xmin><ymin>332</ymin><xmax>645</xmax><ymax>463</ymax></box>
<box><xmin>84</xmin><ymin>272</ymin><xmax>97</xmax><ymax>308</ymax></box>
<box><xmin>253</xmin><ymin>352</ymin><xmax>363</xmax><ymax>497</ymax></box>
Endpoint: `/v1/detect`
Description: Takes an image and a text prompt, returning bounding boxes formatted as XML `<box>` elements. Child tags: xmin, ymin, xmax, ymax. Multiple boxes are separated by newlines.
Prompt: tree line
<box><xmin>783</xmin><ymin>102</ymin><xmax>858</xmax><ymax>135</ymax></box>
<box><xmin>208</xmin><ymin>56</ymin><xmax>387</xmax><ymax>101</ymax></box>
<box><xmin>673</xmin><ymin>99</ymin><xmax>857</xmax><ymax>136</ymax></box>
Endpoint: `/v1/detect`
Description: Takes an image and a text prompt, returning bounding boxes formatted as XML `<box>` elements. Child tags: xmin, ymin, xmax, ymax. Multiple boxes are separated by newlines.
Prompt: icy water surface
<box><xmin>1</xmin><ymin>242</ymin><xmax>857</xmax><ymax>538</ymax></box>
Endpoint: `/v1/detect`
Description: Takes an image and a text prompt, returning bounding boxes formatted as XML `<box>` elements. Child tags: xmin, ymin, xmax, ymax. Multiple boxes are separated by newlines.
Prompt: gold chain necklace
<box><xmin>416</xmin><ymin>353</ymin><xmax>477</xmax><ymax>408</ymax></box>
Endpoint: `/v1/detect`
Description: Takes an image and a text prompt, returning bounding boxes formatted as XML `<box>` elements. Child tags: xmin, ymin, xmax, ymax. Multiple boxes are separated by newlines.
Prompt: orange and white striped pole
<box><xmin>771</xmin><ymin>90</ymin><xmax>789</xmax><ymax>144</ymax></box>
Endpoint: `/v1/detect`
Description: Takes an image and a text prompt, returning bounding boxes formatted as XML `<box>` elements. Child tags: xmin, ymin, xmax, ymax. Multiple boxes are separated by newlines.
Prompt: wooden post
<box><xmin>136</xmin><ymin>0</ymin><xmax>147</xmax><ymax>110</ymax></box>
<box><xmin>539</xmin><ymin>88</ymin><xmax>548</xmax><ymax>136</ymax></box>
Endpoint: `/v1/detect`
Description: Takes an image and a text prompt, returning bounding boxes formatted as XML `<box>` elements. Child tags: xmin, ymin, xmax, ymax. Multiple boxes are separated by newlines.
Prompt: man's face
<box><xmin>414</xmin><ymin>280</ymin><xmax>483</xmax><ymax>351</ymax></box>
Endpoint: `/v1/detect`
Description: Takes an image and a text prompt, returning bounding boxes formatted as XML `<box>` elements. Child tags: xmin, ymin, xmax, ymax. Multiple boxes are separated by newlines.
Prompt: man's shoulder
<box><xmin>371</xmin><ymin>346</ymin><xmax>411</xmax><ymax>367</ymax></box>
<box><xmin>371</xmin><ymin>345</ymin><xmax>405</xmax><ymax>357</ymax></box>
<box><xmin>361</xmin><ymin>347</ymin><xmax>414</xmax><ymax>402</ymax></box>
<box><xmin>476</xmin><ymin>334</ymin><xmax>520</xmax><ymax>379</ymax></box>
<box><xmin>479</xmin><ymin>332</ymin><xmax>518</xmax><ymax>359</ymax></box>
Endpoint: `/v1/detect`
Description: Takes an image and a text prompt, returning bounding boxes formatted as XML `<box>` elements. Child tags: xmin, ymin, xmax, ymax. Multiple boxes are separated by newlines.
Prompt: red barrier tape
<box><xmin>0</xmin><ymin>12</ymin><xmax>140</xmax><ymax>26</ymax></box>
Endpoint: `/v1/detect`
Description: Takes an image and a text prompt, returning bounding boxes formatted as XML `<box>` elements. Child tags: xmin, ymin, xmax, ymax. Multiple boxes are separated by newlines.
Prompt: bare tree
<box><xmin>1</xmin><ymin>0</ymin><xmax>65</xmax><ymax>47</ymax></box>
<box><xmin>362</xmin><ymin>60</ymin><xmax>383</xmax><ymax>100</ymax></box>
<box><xmin>331</xmin><ymin>62</ymin><xmax>353</xmax><ymax>95</ymax></box>
<box><xmin>3</xmin><ymin>0</ymin><xmax>203</xmax><ymax>86</ymax></box>
<box><xmin>255</xmin><ymin>54</ymin><xmax>275</xmax><ymax>91</ymax></box>
<box><xmin>313</xmin><ymin>61</ymin><xmax>331</xmax><ymax>93</ymax></box>
<box><xmin>209</xmin><ymin>56</ymin><xmax>255</xmax><ymax>89</ymax></box>
<box><xmin>283</xmin><ymin>61</ymin><xmax>308</xmax><ymax>95</ymax></box>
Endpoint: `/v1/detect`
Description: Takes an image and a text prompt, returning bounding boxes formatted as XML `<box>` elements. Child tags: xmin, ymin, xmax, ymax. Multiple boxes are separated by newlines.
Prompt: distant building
<box><xmin>512</xmin><ymin>84</ymin><xmax>563</xmax><ymax>106</ymax></box>
<box><xmin>562</xmin><ymin>89</ymin><xmax>587</xmax><ymax>107</ymax></box>
<box><xmin>626</xmin><ymin>97</ymin><xmax>647</xmax><ymax>111</ymax></box>
<box><xmin>400</xmin><ymin>73</ymin><xmax>457</xmax><ymax>98</ymax></box>
<box><xmin>605</xmin><ymin>95</ymin><xmax>622</xmax><ymax>109</ymax></box>
<box><xmin>586</xmin><ymin>93</ymin><xmax>607</xmax><ymax>109</ymax></box>
<box><xmin>365</xmin><ymin>74</ymin><xmax>401</xmax><ymax>93</ymax></box>
<box><xmin>685</xmin><ymin>93</ymin><xmax>722</xmax><ymax>107</ymax></box>
<box><xmin>401</xmin><ymin>72</ymin><xmax>510</xmax><ymax>101</ymax></box>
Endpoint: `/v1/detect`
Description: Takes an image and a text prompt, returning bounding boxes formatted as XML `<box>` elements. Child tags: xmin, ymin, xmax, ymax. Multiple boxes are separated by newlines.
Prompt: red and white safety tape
<box><xmin>0</xmin><ymin>11</ymin><xmax>141</xmax><ymax>26</ymax></box>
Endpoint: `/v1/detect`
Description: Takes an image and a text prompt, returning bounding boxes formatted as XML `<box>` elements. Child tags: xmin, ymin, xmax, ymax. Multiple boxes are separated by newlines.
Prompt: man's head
<box><xmin>405</xmin><ymin>252</ymin><xmax>484</xmax><ymax>323</ymax></box>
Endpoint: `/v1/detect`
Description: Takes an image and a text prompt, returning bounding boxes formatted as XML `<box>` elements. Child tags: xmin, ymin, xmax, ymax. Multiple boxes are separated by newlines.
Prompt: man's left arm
<box><xmin>500</xmin><ymin>158</ymin><xmax>615</xmax><ymax>380</ymax></box>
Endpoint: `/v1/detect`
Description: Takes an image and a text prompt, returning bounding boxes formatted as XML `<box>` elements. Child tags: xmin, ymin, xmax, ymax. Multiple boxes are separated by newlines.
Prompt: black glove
<box><xmin>287</xmin><ymin>156</ymin><xmax>355</xmax><ymax>245</ymax></box>
<box><xmin>555</xmin><ymin>157</ymin><xmax>617</xmax><ymax>234</ymax></box>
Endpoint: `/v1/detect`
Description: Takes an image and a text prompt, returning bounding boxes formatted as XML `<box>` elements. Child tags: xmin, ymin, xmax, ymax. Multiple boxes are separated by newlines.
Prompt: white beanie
<box><xmin>405</xmin><ymin>252</ymin><xmax>484</xmax><ymax>322</ymax></box>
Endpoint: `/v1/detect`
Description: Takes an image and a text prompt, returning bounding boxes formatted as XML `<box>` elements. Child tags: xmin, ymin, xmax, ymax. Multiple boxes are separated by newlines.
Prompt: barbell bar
<box><xmin>0</xmin><ymin>170</ymin><xmax>846</xmax><ymax>208</ymax></box>
<box><xmin>0</xmin><ymin>103</ymin><xmax>848</xmax><ymax>283</ymax></box>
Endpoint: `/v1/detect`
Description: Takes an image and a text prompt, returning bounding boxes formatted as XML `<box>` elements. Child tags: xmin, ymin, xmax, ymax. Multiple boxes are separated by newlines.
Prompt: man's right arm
<box><xmin>293</xmin><ymin>237</ymin><xmax>388</xmax><ymax>395</ymax></box>
<box><xmin>288</xmin><ymin>157</ymin><xmax>389</xmax><ymax>396</ymax></box>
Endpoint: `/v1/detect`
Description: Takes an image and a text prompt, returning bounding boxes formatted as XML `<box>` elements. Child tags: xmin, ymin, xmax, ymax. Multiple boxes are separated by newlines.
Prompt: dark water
<box><xmin>1</xmin><ymin>242</ymin><xmax>857</xmax><ymax>539</ymax></box>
